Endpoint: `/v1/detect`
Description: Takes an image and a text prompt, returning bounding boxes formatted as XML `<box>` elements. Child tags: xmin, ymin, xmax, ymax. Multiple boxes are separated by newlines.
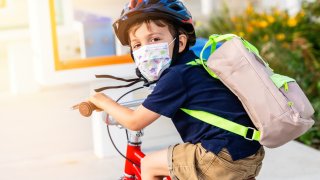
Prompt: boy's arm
<box><xmin>89</xmin><ymin>93</ymin><xmax>160</xmax><ymax>131</ymax></box>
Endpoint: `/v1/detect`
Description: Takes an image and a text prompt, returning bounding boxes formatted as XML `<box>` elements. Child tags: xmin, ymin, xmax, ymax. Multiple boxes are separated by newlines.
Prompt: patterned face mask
<box><xmin>133</xmin><ymin>39</ymin><xmax>175</xmax><ymax>82</ymax></box>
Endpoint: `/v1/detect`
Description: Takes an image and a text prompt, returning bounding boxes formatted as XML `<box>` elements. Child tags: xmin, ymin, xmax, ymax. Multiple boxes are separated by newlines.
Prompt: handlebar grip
<box><xmin>79</xmin><ymin>102</ymin><xmax>98</xmax><ymax>117</ymax></box>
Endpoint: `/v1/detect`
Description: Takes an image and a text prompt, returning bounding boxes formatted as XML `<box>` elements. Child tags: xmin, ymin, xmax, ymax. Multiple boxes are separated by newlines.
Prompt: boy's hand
<box><xmin>85</xmin><ymin>92</ymin><xmax>161</xmax><ymax>130</ymax></box>
<box><xmin>88</xmin><ymin>92</ymin><xmax>113</xmax><ymax>112</ymax></box>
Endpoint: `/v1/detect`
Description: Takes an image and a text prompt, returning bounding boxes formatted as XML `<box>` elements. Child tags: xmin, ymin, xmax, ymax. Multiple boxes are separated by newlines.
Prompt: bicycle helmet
<box><xmin>113</xmin><ymin>0</ymin><xmax>196</xmax><ymax>46</ymax></box>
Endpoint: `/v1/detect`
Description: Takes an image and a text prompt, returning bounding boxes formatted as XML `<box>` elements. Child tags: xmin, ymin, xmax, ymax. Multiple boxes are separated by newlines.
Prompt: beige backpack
<box><xmin>182</xmin><ymin>34</ymin><xmax>315</xmax><ymax>148</ymax></box>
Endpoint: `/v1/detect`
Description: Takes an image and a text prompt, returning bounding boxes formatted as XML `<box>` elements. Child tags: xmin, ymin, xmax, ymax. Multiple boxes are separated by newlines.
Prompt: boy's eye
<box><xmin>150</xmin><ymin>37</ymin><xmax>160</xmax><ymax>43</ymax></box>
<box><xmin>132</xmin><ymin>44</ymin><xmax>141</xmax><ymax>50</ymax></box>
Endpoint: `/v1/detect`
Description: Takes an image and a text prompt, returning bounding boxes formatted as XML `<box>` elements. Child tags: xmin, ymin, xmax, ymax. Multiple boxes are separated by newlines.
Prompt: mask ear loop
<box><xmin>168</xmin><ymin>37</ymin><xmax>176</xmax><ymax>46</ymax></box>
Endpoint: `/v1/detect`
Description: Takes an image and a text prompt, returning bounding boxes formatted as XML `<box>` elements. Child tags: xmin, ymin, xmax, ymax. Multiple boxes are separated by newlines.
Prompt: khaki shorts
<box><xmin>167</xmin><ymin>143</ymin><xmax>264</xmax><ymax>180</ymax></box>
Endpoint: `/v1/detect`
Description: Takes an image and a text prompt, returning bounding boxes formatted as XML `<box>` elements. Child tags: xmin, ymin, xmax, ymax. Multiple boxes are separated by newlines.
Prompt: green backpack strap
<box><xmin>208</xmin><ymin>34</ymin><xmax>268</xmax><ymax>65</ymax></box>
<box><xmin>186</xmin><ymin>59</ymin><xmax>202</xmax><ymax>66</ymax></box>
<box><xmin>198</xmin><ymin>34</ymin><xmax>272</xmax><ymax>79</ymax></box>
<box><xmin>180</xmin><ymin>108</ymin><xmax>261</xmax><ymax>141</ymax></box>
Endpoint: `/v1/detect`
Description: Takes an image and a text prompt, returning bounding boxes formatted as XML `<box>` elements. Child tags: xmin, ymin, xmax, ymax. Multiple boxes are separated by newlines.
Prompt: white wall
<box><xmin>0</xmin><ymin>0</ymin><xmax>29</xmax><ymax>28</ymax></box>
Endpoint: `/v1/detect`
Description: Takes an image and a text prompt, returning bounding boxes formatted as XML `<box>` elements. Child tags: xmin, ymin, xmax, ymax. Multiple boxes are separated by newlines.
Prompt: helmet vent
<box><xmin>169</xmin><ymin>4</ymin><xmax>183</xmax><ymax>11</ymax></box>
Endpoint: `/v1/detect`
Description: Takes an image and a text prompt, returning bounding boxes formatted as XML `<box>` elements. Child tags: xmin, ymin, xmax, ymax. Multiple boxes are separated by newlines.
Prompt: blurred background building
<box><xmin>0</xmin><ymin>0</ymin><xmax>304</xmax><ymax>95</ymax></box>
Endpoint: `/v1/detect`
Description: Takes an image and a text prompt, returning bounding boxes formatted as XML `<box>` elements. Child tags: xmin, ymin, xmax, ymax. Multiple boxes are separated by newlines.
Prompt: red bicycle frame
<box><xmin>122</xmin><ymin>130</ymin><xmax>145</xmax><ymax>179</ymax></box>
<box><xmin>124</xmin><ymin>144</ymin><xmax>144</xmax><ymax>179</ymax></box>
<box><xmin>76</xmin><ymin>99</ymin><xmax>172</xmax><ymax>179</ymax></box>
<box><xmin>120</xmin><ymin>129</ymin><xmax>171</xmax><ymax>180</ymax></box>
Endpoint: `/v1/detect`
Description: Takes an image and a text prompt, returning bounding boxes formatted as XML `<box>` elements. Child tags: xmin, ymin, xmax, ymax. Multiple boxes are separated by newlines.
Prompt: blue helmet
<box><xmin>113</xmin><ymin>0</ymin><xmax>196</xmax><ymax>46</ymax></box>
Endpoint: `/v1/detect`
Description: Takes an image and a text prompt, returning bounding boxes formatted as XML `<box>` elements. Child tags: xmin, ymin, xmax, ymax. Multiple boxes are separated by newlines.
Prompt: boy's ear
<box><xmin>178</xmin><ymin>34</ymin><xmax>188</xmax><ymax>53</ymax></box>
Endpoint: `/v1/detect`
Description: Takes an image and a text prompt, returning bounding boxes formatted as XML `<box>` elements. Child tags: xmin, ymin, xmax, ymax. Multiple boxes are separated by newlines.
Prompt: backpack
<box><xmin>182</xmin><ymin>34</ymin><xmax>315</xmax><ymax>148</ymax></box>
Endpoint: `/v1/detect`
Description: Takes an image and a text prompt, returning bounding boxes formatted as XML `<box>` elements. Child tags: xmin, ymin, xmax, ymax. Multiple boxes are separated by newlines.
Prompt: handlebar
<box><xmin>73</xmin><ymin>99</ymin><xmax>145</xmax><ymax>117</ymax></box>
<box><xmin>76</xmin><ymin>102</ymin><xmax>99</xmax><ymax>117</ymax></box>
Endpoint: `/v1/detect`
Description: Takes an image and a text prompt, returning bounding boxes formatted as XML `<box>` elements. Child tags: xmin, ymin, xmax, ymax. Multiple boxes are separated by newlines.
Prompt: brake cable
<box><xmin>93</xmin><ymin>74</ymin><xmax>147</xmax><ymax>167</ymax></box>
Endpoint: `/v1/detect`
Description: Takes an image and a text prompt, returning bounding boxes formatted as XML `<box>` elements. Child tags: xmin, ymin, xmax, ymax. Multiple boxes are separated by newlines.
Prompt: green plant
<box><xmin>196</xmin><ymin>0</ymin><xmax>320</xmax><ymax>149</ymax></box>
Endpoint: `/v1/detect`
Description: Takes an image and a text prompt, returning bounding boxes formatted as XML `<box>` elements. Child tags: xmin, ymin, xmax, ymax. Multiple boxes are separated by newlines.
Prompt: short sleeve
<box><xmin>142</xmin><ymin>68</ymin><xmax>187</xmax><ymax>118</ymax></box>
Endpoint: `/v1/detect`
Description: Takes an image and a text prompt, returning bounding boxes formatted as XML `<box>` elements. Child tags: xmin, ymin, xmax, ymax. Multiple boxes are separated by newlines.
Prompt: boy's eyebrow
<box><xmin>130</xmin><ymin>32</ymin><xmax>164</xmax><ymax>43</ymax></box>
<box><xmin>147</xmin><ymin>32</ymin><xmax>163</xmax><ymax>37</ymax></box>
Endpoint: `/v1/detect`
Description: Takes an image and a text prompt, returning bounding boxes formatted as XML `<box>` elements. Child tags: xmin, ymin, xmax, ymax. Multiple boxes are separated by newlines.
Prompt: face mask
<box><xmin>133</xmin><ymin>39</ymin><xmax>175</xmax><ymax>82</ymax></box>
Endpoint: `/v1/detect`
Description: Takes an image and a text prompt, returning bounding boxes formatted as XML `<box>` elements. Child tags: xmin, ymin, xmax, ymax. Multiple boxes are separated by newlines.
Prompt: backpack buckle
<box><xmin>245</xmin><ymin>127</ymin><xmax>256</xmax><ymax>141</ymax></box>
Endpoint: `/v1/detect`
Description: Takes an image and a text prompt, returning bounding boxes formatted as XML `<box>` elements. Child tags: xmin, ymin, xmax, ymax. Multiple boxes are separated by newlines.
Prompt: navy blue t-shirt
<box><xmin>142</xmin><ymin>50</ymin><xmax>261</xmax><ymax>161</ymax></box>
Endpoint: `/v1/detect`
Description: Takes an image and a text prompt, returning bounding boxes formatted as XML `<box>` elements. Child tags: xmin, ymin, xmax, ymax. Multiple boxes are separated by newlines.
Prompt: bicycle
<box><xmin>73</xmin><ymin>88</ymin><xmax>172</xmax><ymax>180</ymax></box>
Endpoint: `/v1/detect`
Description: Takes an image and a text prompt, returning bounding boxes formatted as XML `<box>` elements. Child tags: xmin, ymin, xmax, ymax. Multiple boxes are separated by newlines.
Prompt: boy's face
<box><xmin>129</xmin><ymin>21</ymin><xmax>175</xmax><ymax>59</ymax></box>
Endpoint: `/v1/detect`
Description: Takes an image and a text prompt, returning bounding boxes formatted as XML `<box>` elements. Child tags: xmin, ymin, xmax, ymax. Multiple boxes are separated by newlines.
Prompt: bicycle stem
<box><xmin>127</xmin><ymin>129</ymin><xmax>144</xmax><ymax>145</ymax></box>
<box><xmin>123</xmin><ymin>129</ymin><xmax>145</xmax><ymax>180</ymax></box>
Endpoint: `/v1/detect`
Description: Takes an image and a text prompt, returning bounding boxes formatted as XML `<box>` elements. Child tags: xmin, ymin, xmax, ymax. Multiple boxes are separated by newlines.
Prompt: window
<box><xmin>49</xmin><ymin>0</ymin><xmax>132</xmax><ymax>71</ymax></box>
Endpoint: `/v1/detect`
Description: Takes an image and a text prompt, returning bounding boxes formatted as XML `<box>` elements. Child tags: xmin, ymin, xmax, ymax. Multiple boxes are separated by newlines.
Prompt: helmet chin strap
<box><xmin>170</xmin><ymin>27</ymin><xmax>182</xmax><ymax>66</ymax></box>
<box><xmin>171</xmin><ymin>34</ymin><xmax>180</xmax><ymax>62</ymax></box>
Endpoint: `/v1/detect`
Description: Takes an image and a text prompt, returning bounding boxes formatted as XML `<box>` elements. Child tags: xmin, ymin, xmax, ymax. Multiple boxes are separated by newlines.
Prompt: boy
<box><xmin>89</xmin><ymin>0</ymin><xmax>264</xmax><ymax>179</ymax></box>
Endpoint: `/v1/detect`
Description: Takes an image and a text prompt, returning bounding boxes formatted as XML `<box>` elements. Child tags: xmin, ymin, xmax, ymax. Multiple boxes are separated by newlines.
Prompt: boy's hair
<box><xmin>113</xmin><ymin>0</ymin><xmax>196</xmax><ymax>47</ymax></box>
<box><xmin>128</xmin><ymin>17</ymin><xmax>190</xmax><ymax>52</ymax></box>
